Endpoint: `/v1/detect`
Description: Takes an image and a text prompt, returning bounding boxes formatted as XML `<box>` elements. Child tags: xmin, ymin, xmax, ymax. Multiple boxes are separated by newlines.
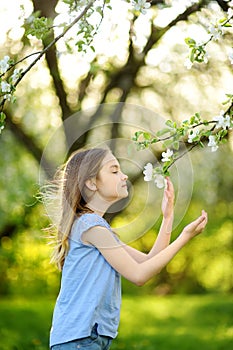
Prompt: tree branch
<box><xmin>143</xmin><ymin>0</ymin><xmax>206</xmax><ymax>55</ymax></box>
<box><xmin>0</xmin><ymin>0</ymin><xmax>95</xmax><ymax>113</ymax></box>
<box><xmin>216</xmin><ymin>0</ymin><xmax>230</xmax><ymax>12</ymax></box>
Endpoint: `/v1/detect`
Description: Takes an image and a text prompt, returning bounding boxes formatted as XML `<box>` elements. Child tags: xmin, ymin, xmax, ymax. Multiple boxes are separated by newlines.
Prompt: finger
<box><xmin>167</xmin><ymin>179</ymin><xmax>175</xmax><ymax>196</ymax></box>
<box><xmin>197</xmin><ymin>214</ymin><xmax>208</xmax><ymax>230</ymax></box>
<box><xmin>165</xmin><ymin>177</ymin><xmax>171</xmax><ymax>189</ymax></box>
<box><xmin>201</xmin><ymin>209</ymin><xmax>207</xmax><ymax>216</ymax></box>
<box><xmin>165</xmin><ymin>178</ymin><xmax>174</xmax><ymax>195</ymax></box>
<box><xmin>166</xmin><ymin>176</ymin><xmax>174</xmax><ymax>186</ymax></box>
<box><xmin>192</xmin><ymin>214</ymin><xmax>206</xmax><ymax>228</ymax></box>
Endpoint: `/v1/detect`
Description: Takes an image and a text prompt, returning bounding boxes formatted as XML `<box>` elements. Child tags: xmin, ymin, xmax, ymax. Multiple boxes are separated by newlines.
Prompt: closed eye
<box><xmin>110</xmin><ymin>164</ymin><xmax>120</xmax><ymax>174</ymax></box>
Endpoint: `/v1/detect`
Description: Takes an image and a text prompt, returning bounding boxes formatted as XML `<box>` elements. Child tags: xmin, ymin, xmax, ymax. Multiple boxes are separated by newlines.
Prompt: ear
<box><xmin>85</xmin><ymin>178</ymin><xmax>97</xmax><ymax>192</ymax></box>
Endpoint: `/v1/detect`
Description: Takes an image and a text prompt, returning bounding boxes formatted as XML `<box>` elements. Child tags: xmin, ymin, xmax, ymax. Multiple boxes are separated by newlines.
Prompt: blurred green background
<box><xmin>0</xmin><ymin>1</ymin><xmax>232</xmax><ymax>349</ymax></box>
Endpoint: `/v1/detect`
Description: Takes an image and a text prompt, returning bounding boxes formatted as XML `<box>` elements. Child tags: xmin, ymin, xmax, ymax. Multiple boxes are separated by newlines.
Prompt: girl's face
<box><xmin>95</xmin><ymin>152</ymin><xmax>128</xmax><ymax>203</ymax></box>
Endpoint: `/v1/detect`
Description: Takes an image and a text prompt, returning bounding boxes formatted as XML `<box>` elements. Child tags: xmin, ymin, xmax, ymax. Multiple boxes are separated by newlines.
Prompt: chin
<box><xmin>120</xmin><ymin>191</ymin><xmax>129</xmax><ymax>199</ymax></box>
<box><xmin>113</xmin><ymin>193</ymin><xmax>128</xmax><ymax>203</ymax></box>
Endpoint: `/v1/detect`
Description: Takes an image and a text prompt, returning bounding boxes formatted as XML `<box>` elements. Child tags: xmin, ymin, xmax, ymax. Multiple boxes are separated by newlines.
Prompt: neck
<box><xmin>86</xmin><ymin>194</ymin><xmax>115</xmax><ymax>217</ymax></box>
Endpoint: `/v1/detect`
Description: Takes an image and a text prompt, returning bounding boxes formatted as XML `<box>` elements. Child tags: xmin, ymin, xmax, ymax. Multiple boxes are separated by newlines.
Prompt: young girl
<box><xmin>49</xmin><ymin>147</ymin><xmax>208</xmax><ymax>350</ymax></box>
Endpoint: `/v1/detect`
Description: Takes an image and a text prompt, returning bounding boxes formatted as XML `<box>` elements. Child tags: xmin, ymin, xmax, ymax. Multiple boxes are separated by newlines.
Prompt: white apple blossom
<box><xmin>228</xmin><ymin>49</ymin><xmax>233</xmax><ymax>64</ymax></box>
<box><xmin>228</xmin><ymin>8</ymin><xmax>233</xmax><ymax>19</ymax></box>
<box><xmin>10</xmin><ymin>69</ymin><xmax>21</xmax><ymax>84</ymax></box>
<box><xmin>143</xmin><ymin>162</ymin><xmax>153</xmax><ymax>181</ymax></box>
<box><xmin>208</xmin><ymin>23</ymin><xmax>224</xmax><ymax>41</ymax></box>
<box><xmin>0</xmin><ymin>56</ymin><xmax>10</xmax><ymax>75</ymax></box>
<box><xmin>1</xmin><ymin>81</ymin><xmax>11</xmax><ymax>93</ymax></box>
<box><xmin>154</xmin><ymin>174</ymin><xmax>166</xmax><ymax>189</ymax></box>
<box><xmin>188</xmin><ymin>129</ymin><xmax>199</xmax><ymax>143</ymax></box>
<box><xmin>161</xmin><ymin>149</ymin><xmax>173</xmax><ymax>162</ymax></box>
<box><xmin>203</xmin><ymin>50</ymin><xmax>210</xmax><ymax>63</ymax></box>
<box><xmin>214</xmin><ymin>112</ymin><xmax>231</xmax><ymax>130</ymax></box>
<box><xmin>143</xmin><ymin>162</ymin><xmax>166</xmax><ymax>189</ymax></box>
<box><xmin>132</xmin><ymin>0</ymin><xmax>151</xmax><ymax>15</ymax></box>
<box><xmin>208</xmin><ymin>135</ymin><xmax>218</xmax><ymax>152</ymax></box>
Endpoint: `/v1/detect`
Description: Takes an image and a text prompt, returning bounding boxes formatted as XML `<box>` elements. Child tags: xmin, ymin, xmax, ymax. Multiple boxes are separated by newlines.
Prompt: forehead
<box><xmin>100</xmin><ymin>152</ymin><xmax>119</xmax><ymax>168</ymax></box>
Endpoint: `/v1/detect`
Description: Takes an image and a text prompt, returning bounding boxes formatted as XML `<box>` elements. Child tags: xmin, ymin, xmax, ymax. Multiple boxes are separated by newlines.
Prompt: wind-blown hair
<box><xmin>46</xmin><ymin>148</ymin><xmax>109</xmax><ymax>270</ymax></box>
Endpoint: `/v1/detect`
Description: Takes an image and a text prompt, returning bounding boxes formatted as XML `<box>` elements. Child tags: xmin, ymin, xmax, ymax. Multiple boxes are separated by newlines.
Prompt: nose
<box><xmin>122</xmin><ymin>172</ymin><xmax>128</xmax><ymax>181</ymax></box>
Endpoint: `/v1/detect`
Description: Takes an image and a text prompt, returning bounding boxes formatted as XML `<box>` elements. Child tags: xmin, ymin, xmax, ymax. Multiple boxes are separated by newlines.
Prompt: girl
<box><xmin>49</xmin><ymin>147</ymin><xmax>208</xmax><ymax>350</ymax></box>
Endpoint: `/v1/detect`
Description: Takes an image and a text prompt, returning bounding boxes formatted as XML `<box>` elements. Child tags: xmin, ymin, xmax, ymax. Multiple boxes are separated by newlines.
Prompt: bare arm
<box><xmin>122</xmin><ymin>177</ymin><xmax>174</xmax><ymax>262</ymax></box>
<box><xmin>82</xmin><ymin>210</ymin><xmax>208</xmax><ymax>286</ymax></box>
<box><xmin>147</xmin><ymin>177</ymin><xmax>174</xmax><ymax>257</ymax></box>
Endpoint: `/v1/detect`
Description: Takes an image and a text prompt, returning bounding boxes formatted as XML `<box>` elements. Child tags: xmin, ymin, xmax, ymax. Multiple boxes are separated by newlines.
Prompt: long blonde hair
<box><xmin>46</xmin><ymin>148</ymin><xmax>109</xmax><ymax>270</ymax></box>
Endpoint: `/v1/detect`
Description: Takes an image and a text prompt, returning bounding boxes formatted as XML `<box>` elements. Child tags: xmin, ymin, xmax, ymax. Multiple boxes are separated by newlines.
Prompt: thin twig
<box><xmin>0</xmin><ymin>0</ymin><xmax>95</xmax><ymax>111</ymax></box>
<box><xmin>167</xmin><ymin>143</ymin><xmax>198</xmax><ymax>170</ymax></box>
<box><xmin>0</xmin><ymin>51</ymin><xmax>45</xmax><ymax>80</ymax></box>
<box><xmin>14</xmin><ymin>0</ymin><xmax>95</xmax><ymax>87</ymax></box>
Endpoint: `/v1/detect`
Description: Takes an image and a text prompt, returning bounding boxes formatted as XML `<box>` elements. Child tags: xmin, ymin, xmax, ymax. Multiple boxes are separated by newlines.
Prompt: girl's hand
<box><xmin>161</xmin><ymin>177</ymin><xmax>174</xmax><ymax>219</ymax></box>
<box><xmin>181</xmin><ymin>210</ymin><xmax>208</xmax><ymax>241</ymax></box>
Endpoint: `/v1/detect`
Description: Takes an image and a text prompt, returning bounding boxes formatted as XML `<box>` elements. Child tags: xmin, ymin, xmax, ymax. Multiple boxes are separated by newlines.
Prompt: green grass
<box><xmin>0</xmin><ymin>295</ymin><xmax>232</xmax><ymax>350</ymax></box>
<box><xmin>113</xmin><ymin>295</ymin><xmax>233</xmax><ymax>350</ymax></box>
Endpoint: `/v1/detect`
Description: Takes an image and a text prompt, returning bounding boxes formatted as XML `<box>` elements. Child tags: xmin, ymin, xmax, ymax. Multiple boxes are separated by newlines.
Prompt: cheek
<box><xmin>98</xmin><ymin>178</ymin><xmax>119</xmax><ymax>196</ymax></box>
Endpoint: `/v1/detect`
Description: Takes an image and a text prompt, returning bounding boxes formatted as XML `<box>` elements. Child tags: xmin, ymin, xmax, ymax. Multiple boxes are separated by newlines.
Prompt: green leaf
<box><xmin>132</xmin><ymin>131</ymin><xmax>144</xmax><ymax>141</ymax></box>
<box><xmin>0</xmin><ymin>112</ymin><xmax>6</xmax><ymax>122</ymax></box>
<box><xmin>25</xmin><ymin>16</ymin><xmax>51</xmax><ymax>39</ymax></box>
<box><xmin>194</xmin><ymin>112</ymin><xmax>201</xmax><ymax>120</ymax></box>
<box><xmin>185</xmin><ymin>37</ymin><xmax>196</xmax><ymax>47</ymax></box>
<box><xmin>190</xmin><ymin>48</ymin><xmax>196</xmax><ymax>63</ymax></box>
<box><xmin>163</xmin><ymin>139</ymin><xmax>174</xmax><ymax>148</ymax></box>
<box><xmin>190</xmin><ymin>113</ymin><xmax>201</xmax><ymax>125</ymax></box>
<box><xmin>173</xmin><ymin>141</ymin><xmax>180</xmax><ymax>150</ymax></box>
<box><xmin>96</xmin><ymin>6</ymin><xmax>103</xmax><ymax>15</ymax></box>
<box><xmin>218</xmin><ymin>17</ymin><xmax>227</xmax><ymax>23</ymax></box>
<box><xmin>150</xmin><ymin>137</ymin><xmax>158</xmax><ymax>144</ymax></box>
<box><xmin>219</xmin><ymin>129</ymin><xmax>228</xmax><ymax>139</ymax></box>
<box><xmin>221</xmin><ymin>138</ymin><xmax>228</xmax><ymax>144</ymax></box>
<box><xmin>162</xmin><ymin>164</ymin><xmax>171</xmax><ymax>176</ymax></box>
<box><xmin>156</xmin><ymin>128</ymin><xmax>172</xmax><ymax>136</ymax></box>
<box><xmin>65</xmin><ymin>41</ymin><xmax>73</xmax><ymax>54</ymax></box>
<box><xmin>203</xmin><ymin>130</ymin><xmax>211</xmax><ymax>137</ymax></box>
<box><xmin>76</xmin><ymin>40</ymin><xmax>85</xmax><ymax>51</ymax></box>
<box><xmin>143</xmin><ymin>132</ymin><xmax>151</xmax><ymax>140</ymax></box>
<box><xmin>222</xmin><ymin>94</ymin><xmax>233</xmax><ymax>105</ymax></box>
<box><xmin>199</xmin><ymin>141</ymin><xmax>204</xmax><ymax>148</ymax></box>
<box><xmin>165</xmin><ymin>120</ymin><xmax>176</xmax><ymax>128</ymax></box>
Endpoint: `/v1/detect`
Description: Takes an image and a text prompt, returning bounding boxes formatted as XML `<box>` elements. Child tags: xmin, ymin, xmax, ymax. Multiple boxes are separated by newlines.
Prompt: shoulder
<box><xmin>70</xmin><ymin>213</ymin><xmax>111</xmax><ymax>242</ymax></box>
<box><xmin>82</xmin><ymin>225</ymin><xmax>120</xmax><ymax>248</ymax></box>
<box><xmin>77</xmin><ymin>213</ymin><xmax>110</xmax><ymax>228</ymax></box>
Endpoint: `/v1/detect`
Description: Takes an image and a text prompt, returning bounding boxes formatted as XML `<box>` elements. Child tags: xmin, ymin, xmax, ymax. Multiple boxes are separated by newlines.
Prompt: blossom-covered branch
<box><xmin>133</xmin><ymin>98</ymin><xmax>233</xmax><ymax>188</ymax></box>
<box><xmin>184</xmin><ymin>2</ymin><xmax>233</xmax><ymax>68</ymax></box>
